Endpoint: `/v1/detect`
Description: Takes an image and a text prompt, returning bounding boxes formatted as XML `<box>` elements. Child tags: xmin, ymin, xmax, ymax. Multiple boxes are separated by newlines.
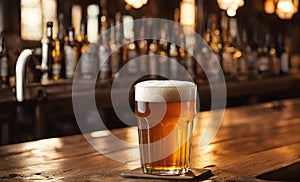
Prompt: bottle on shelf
<box><xmin>169</xmin><ymin>13</ymin><xmax>180</xmax><ymax>79</ymax></box>
<box><xmin>78</xmin><ymin>20</ymin><xmax>89</xmax><ymax>54</ymax></box>
<box><xmin>158</xmin><ymin>24</ymin><xmax>170</xmax><ymax>77</ymax></box>
<box><xmin>185</xmin><ymin>34</ymin><xmax>196</xmax><ymax>79</ymax></box>
<box><xmin>209</xmin><ymin>14</ymin><xmax>222</xmax><ymax>64</ymax></box>
<box><xmin>41</xmin><ymin>21</ymin><xmax>60</xmax><ymax>81</ymax></box>
<box><xmin>122</xmin><ymin>15</ymin><xmax>138</xmax><ymax>76</ymax></box>
<box><xmin>203</xmin><ymin>14</ymin><xmax>222</xmax><ymax>82</ymax></box>
<box><xmin>195</xmin><ymin>40</ymin><xmax>208</xmax><ymax>82</ymax></box>
<box><xmin>257</xmin><ymin>33</ymin><xmax>272</xmax><ymax>78</ymax></box>
<box><xmin>58</xmin><ymin>13</ymin><xmax>66</xmax><ymax>79</ymax></box>
<box><xmin>186</xmin><ymin>46</ymin><xmax>196</xmax><ymax>79</ymax></box>
<box><xmin>123</xmin><ymin>41</ymin><xmax>138</xmax><ymax>76</ymax></box>
<box><xmin>233</xmin><ymin>28</ymin><xmax>248</xmax><ymax>81</ymax></box>
<box><xmin>178</xmin><ymin>32</ymin><xmax>187</xmax><ymax>74</ymax></box>
<box><xmin>148</xmin><ymin>39</ymin><xmax>159</xmax><ymax>78</ymax></box>
<box><xmin>64</xmin><ymin>26</ymin><xmax>80</xmax><ymax>79</ymax></box>
<box><xmin>169</xmin><ymin>42</ymin><xmax>179</xmax><ymax>79</ymax></box>
<box><xmin>269</xmin><ymin>35</ymin><xmax>280</xmax><ymax>76</ymax></box>
<box><xmin>0</xmin><ymin>31</ymin><xmax>9</xmax><ymax>86</ymax></box>
<box><xmin>220</xmin><ymin>13</ymin><xmax>235</xmax><ymax>80</ymax></box>
<box><xmin>98</xmin><ymin>8</ymin><xmax>111</xmax><ymax>79</ymax></box>
<box><xmin>276</xmin><ymin>34</ymin><xmax>290</xmax><ymax>75</ymax></box>
<box><xmin>203</xmin><ymin>15</ymin><xmax>212</xmax><ymax>46</ymax></box>
<box><xmin>246</xmin><ymin>31</ymin><xmax>259</xmax><ymax>80</ymax></box>
<box><xmin>98</xmin><ymin>21</ymin><xmax>111</xmax><ymax>79</ymax></box>
<box><xmin>137</xmin><ymin>19</ymin><xmax>148</xmax><ymax>75</ymax></box>
<box><xmin>111</xmin><ymin>12</ymin><xmax>123</xmax><ymax>78</ymax></box>
<box><xmin>79</xmin><ymin>20</ymin><xmax>98</xmax><ymax>80</ymax></box>
<box><xmin>51</xmin><ymin>38</ymin><xmax>63</xmax><ymax>81</ymax></box>
<box><xmin>147</xmin><ymin>19</ymin><xmax>159</xmax><ymax>79</ymax></box>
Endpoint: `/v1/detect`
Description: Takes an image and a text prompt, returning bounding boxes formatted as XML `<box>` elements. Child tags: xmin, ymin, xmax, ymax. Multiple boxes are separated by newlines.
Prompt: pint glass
<box><xmin>135</xmin><ymin>80</ymin><xmax>197</xmax><ymax>175</ymax></box>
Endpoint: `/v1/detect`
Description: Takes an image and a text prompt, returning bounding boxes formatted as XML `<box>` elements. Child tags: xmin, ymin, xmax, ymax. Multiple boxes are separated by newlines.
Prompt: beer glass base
<box><xmin>143</xmin><ymin>167</ymin><xmax>189</xmax><ymax>175</ymax></box>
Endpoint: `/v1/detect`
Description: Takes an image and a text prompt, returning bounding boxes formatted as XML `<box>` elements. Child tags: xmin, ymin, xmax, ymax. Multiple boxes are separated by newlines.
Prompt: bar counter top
<box><xmin>0</xmin><ymin>97</ymin><xmax>300</xmax><ymax>181</ymax></box>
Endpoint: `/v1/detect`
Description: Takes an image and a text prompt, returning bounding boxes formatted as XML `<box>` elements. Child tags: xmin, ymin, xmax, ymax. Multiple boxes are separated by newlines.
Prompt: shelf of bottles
<box><xmin>0</xmin><ymin>8</ymin><xmax>298</xmax><ymax>89</ymax></box>
<box><xmin>205</xmin><ymin>12</ymin><xmax>292</xmax><ymax>82</ymax></box>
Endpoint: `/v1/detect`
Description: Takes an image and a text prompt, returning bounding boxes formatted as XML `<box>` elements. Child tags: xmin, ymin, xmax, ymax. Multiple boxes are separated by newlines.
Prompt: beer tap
<box><xmin>15</xmin><ymin>49</ymin><xmax>33</xmax><ymax>102</ymax></box>
<box><xmin>15</xmin><ymin>49</ymin><xmax>47</xmax><ymax>102</ymax></box>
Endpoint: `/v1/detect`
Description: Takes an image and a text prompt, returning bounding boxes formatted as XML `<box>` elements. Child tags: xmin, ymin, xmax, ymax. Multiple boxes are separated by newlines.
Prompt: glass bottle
<box><xmin>124</xmin><ymin>42</ymin><xmax>138</xmax><ymax>76</ymax></box>
<box><xmin>233</xmin><ymin>29</ymin><xmax>248</xmax><ymax>81</ymax></box>
<box><xmin>0</xmin><ymin>31</ymin><xmax>8</xmax><ymax>85</ymax></box>
<box><xmin>98</xmin><ymin>29</ymin><xmax>111</xmax><ymax>79</ymax></box>
<box><xmin>169</xmin><ymin>17</ymin><xmax>180</xmax><ymax>79</ymax></box>
<box><xmin>269</xmin><ymin>35</ymin><xmax>280</xmax><ymax>76</ymax></box>
<box><xmin>204</xmin><ymin>14</ymin><xmax>222</xmax><ymax>82</ymax></box>
<box><xmin>41</xmin><ymin>21</ymin><xmax>61</xmax><ymax>81</ymax></box>
<box><xmin>257</xmin><ymin>33</ymin><xmax>271</xmax><ymax>78</ymax></box>
<box><xmin>78</xmin><ymin>20</ymin><xmax>89</xmax><ymax>54</ymax></box>
<box><xmin>148</xmin><ymin>39</ymin><xmax>159</xmax><ymax>79</ymax></box>
<box><xmin>79</xmin><ymin>20</ymin><xmax>98</xmax><ymax>80</ymax></box>
<box><xmin>51</xmin><ymin>39</ymin><xmax>63</xmax><ymax>80</ymax></box>
<box><xmin>277</xmin><ymin>34</ymin><xmax>290</xmax><ymax>75</ymax></box>
<box><xmin>186</xmin><ymin>46</ymin><xmax>196</xmax><ymax>79</ymax></box>
<box><xmin>122</xmin><ymin>15</ymin><xmax>138</xmax><ymax>76</ymax></box>
<box><xmin>58</xmin><ymin>13</ymin><xmax>66</xmax><ymax>79</ymax></box>
<box><xmin>246</xmin><ymin>32</ymin><xmax>259</xmax><ymax>80</ymax></box>
<box><xmin>43</xmin><ymin>21</ymin><xmax>56</xmax><ymax>80</ymax></box>
<box><xmin>138</xmin><ymin>20</ymin><xmax>148</xmax><ymax>75</ymax></box>
<box><xmin>178</xmin><ymin>32</ymin><xmax>187</xmax><ymax>74</ymax></box>
<box><xmin>64</xmin><ymin>27</ymin><xmax>80</xmax><ymax>79</ymax></box>
<box><xmin>111</xmin><ymin>12</ymin><xmax>123</xmax><ymax>78</ymax></box>
<box><xmin>210</xmin><ymin>14</ymin><xmax>222</xmax><ymax>64</ymax></box>
<box><xmin>221</xmin><ymin>14</ymin><xmax>235</xmax><ymax>81</ymax></box>
<box><xmin>169</xmin><ymin>42</ymin><xmax>179</xmax><ymax>79</ymax></box>
<box><xmin>158</xmin><ymin>25</ymin><xmax>169</xmax><ymax>77</ymax></box>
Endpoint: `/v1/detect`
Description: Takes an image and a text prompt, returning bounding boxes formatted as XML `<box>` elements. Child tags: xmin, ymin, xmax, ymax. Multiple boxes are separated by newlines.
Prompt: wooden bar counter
<box><xmin>0</xmin><ymin>97</ymin><xmax>300</xmax><ymax>181</ymax></box>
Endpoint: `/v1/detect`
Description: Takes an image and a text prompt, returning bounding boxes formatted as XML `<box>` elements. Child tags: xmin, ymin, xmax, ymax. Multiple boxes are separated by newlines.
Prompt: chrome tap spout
<box><xmin>15</xmin><ymin>49</ymin><xmax>33</xmax><ymax>102</ymax></box>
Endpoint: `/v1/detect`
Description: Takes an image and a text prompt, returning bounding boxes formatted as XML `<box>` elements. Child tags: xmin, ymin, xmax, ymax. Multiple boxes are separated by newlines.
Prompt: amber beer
<box><xmin>135</xmin><ymin>80</ymin><xmax>197</xmax><ymax>175</ymax></box>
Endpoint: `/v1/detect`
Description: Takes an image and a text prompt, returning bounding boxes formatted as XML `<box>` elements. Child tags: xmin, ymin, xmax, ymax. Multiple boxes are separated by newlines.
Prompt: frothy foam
<box><xmin>135</xmin><ymin>80</ymin><xmax>196</xmax><ymax>102</ymax></box>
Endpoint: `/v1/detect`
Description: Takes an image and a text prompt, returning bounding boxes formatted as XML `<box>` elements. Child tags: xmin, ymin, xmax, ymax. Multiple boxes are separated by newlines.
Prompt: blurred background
<box><xmin>0</xmin><ymin>0</ymin><xmax>300</xmax><ymax>145</ymax></box>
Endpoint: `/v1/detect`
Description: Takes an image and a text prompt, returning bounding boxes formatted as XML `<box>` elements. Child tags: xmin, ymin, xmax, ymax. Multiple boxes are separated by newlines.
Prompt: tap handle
<box><xmin>15</xmin><ymin>49</ymin><xmax>33</xmax><ymax>102</ymax></box>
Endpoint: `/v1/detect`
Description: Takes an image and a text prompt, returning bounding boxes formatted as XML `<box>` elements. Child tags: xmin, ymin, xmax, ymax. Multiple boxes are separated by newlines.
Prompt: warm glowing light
<box><xmin>21</xmin><ymin>0</ymin><xmax>58</xmax><ymax>40</ymax></box>
<box><xmin>41</xmin><ymin>0</ymin><xmax>57</xmax><ymax>38</ymax></box>
<box><xmin>234</xmin><ymin>0</ymin><xmax>244</xmax><ymax>7</ymax></box>
<box><xmin>72</xmin><ymin>5</ymin><xmax>82</xmax><ymax>41</ymax></box>
<box><xmin>217</xmin><ymin>0</ymin><xmax>232</xmax><ymax>10</ymax></box>
<box><xmin>123</xmin><ymin>15</ymin><xmax>134</xmax><ymax>40</ymax></box>
<box><xmin>125</xmin><ymin>0</ymin><xmax>148</xmax><ymax>9</ymax></box>
<box><xmin>87</xmin><ymin>4</ymin><xmax>99</xmax><ymax>43</ymax></box>
<box><xmin>294</xmin><ymin>0</ymin><xmax>299</xmax><ymax>12</ymax></box>
<box><xmin>180</xmin><ymin>0</ymin><xmax>196</xmax><ymax>31</ymax></box>
<box><xmin>276</xmin><ymin>0</ymin><xmax>295</xmax><ymax>19</ymax></box>
<box><xmin>217</xmin><ymin>0</ymin><xmax>244</xmax><ymax>10</ymax></box>
<box><xmin>277</xmin><ymin>0</ymin><xmax>294</xmax><ymax>12</ymax></box>
<box><xmin>265</xmin><ymin>0</ymin><xmax>276</xmax><ymax>14</ymax></box>
<box><xmin>264</xmin><ymin>0</ymin><xmax>298</xmax><ymax>19</ymax></box>
<box><xmin>227</xmin><ymin>7</ymin><xmax>237</xmax><ymax>17</ymax></box>
<box><xmin>21</xmin><ymin>0</ymin><xmax>43</xmax><ymax>40</ymax></box>
<box><xmin>90</xmin><ymin>130</ymin><xmax>111</xmax><ymax>138</ymax></box>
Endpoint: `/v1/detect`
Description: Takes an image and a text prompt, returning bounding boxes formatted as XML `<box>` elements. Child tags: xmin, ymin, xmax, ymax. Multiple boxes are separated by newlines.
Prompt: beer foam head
<box><xmin>135</xmin><ymin>80</ymin><xmax>196</xmax><ymax>102</ymax></box>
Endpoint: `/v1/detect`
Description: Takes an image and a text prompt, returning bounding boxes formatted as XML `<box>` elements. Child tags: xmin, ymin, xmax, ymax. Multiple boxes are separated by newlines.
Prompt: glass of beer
<box><xmin>135</xmin><ymin>80</ymin><xmax>197</xmax><ymax>175</ymax></box>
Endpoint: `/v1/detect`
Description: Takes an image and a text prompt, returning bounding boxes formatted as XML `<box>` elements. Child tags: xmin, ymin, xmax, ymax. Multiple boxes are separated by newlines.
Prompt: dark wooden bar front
<box><xmin>1</xmin><ymin>74</ymin><xmax>300</xmax><ymax>145</ymax></box>
<box><xmin>0</xmin><ymin>97</ymin><xmax>299</xmax><ymax>181</ymax></box>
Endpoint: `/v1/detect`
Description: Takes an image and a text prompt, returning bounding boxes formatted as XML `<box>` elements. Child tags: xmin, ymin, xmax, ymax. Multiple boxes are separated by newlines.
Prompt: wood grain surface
<box><xmin>0</xmin><ymin>97</ymin><xmax>300</xmax><ymax>181</ymax></box>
